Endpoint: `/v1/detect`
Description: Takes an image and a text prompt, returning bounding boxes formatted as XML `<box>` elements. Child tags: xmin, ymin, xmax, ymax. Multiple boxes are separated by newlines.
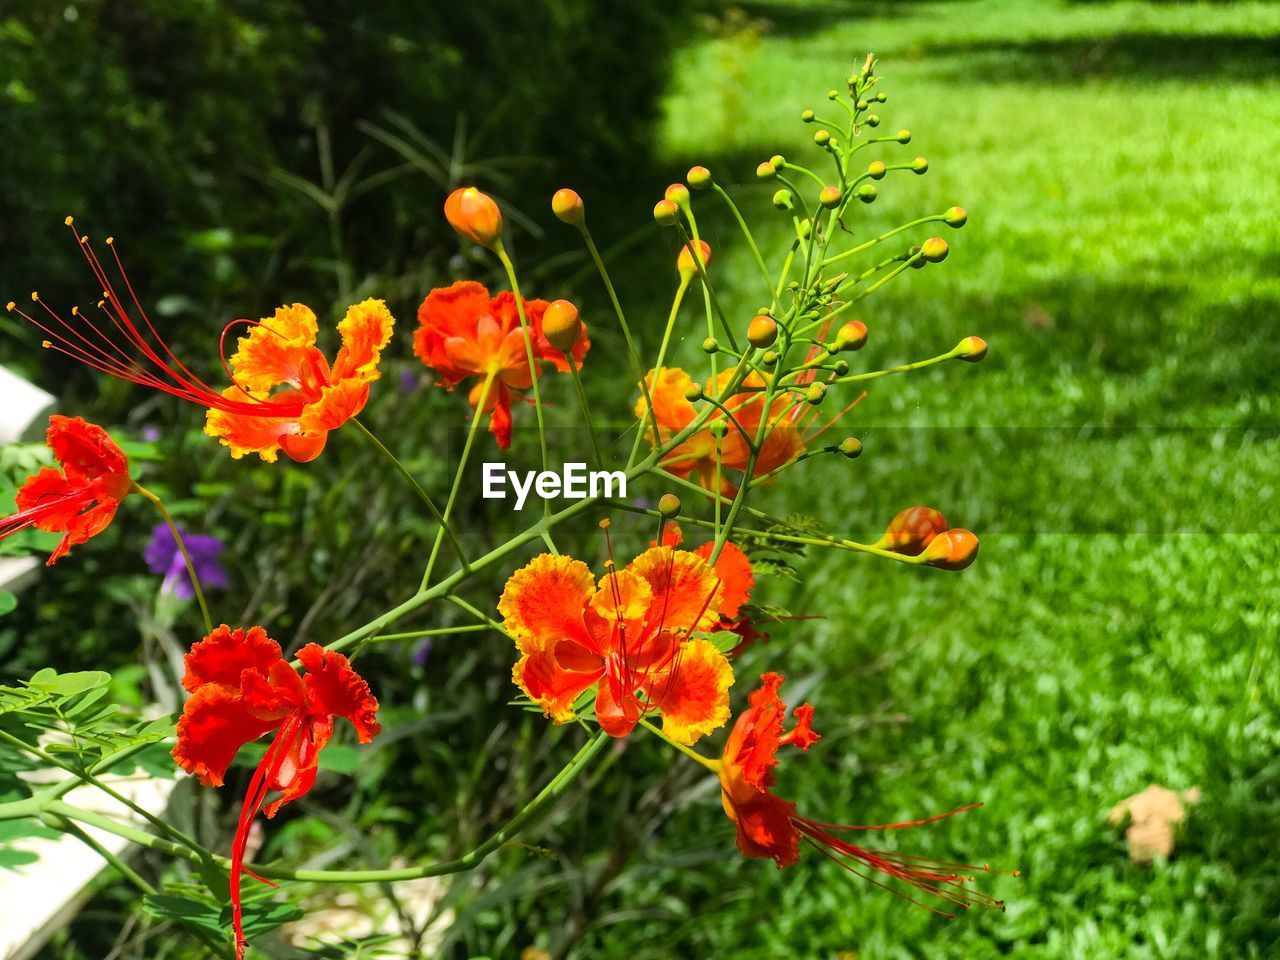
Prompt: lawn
<box><xmin>561</xmin><ymin>1</ymin><xmax>1280</xmax><ymax>956</ymax></box>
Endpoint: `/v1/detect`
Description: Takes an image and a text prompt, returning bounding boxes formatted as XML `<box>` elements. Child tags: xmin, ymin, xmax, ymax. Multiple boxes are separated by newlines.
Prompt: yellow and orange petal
<box><xmin>589</xmin><ymin>569</ymin><xmax>653</xmax><ymax>625</ymax></box>
<box><xmin>513</xmin><ymin>650</ymin><xmax>602</xmax><ymax>722</ymax></box>
<box><xmin>227</xmin><ymin>303</ymin><xmax>320</xmax><ymax>395</ymax></box>
<box><xmin>626</xmin><ymin>547</ymin><xmax>722</xmax><ymax>635</ymax></box>
<box><xmin>204</xmin><ymin>387</ymin><xmax>299</xmax><ymax>462</ymax></box>
<box><xmin>497</xmin><ymin>553</ymin><xmax>595</xmax><ymax>653</ymax></box>
<box><xmin>694</xmin><ymin>541</ymin><xmax>754</xmax><ymax>620</ymax></box>
<box><xmin>635</xmin><ymin>368</ymin><xmax>699</xmax><ymax>434</ymax></box>
<box><xmin>299</xmin><ymin>379</ymin><xmax>371</xmax><ymax>434</ymax></box>
<box><xmin>647</xmin><ymin>637</ymin><xmax>734</xmax><ymax>745</ymax></box>
<box><xmin>330</xmin><ymin>298</ymin><xmax>394</xmax><ymax>384</ymax></box>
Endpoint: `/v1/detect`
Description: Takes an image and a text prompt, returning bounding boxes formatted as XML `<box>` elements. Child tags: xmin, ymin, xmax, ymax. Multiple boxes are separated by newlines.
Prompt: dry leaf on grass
<box><xmin>1106</xmin><ymin>783</ymin><xmax>1201</xmax><ymax>863</ymax></box>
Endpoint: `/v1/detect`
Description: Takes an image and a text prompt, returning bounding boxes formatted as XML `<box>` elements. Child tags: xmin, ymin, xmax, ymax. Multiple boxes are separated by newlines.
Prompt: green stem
<box><xmin>628</xmin><ymin>275</ymin><xmax>690</xmax><ymax>469</ymax></box>
<box><xmin>711</xmin><ymin>182</ymin><xmax>773</xmax><ymax>296</ymax></box>
<box><xmin>638</xmin><ymin>718</ymin><xmax>720</xmax><ymax>773</ymax></box>
<box><xmin>132</xmin><ymin>483</ymin><xmax>212</xmax><ymax>634</ymax></box>
<box><xmin>566</xmin><ymin>356</ymin><xmax>604</xmax><ymax>469</ymax></box>
<box><xmin>350</xmin><ymin>417</ymin><xmax>469</xmax><ymax>571</ymax></box>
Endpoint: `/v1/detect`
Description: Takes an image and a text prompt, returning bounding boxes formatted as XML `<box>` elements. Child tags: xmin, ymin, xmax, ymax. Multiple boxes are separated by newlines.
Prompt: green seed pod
<box><xmin>658</xmin><ymin>493</ymin><xmax>681</xmax><ymax>519</ymax></box>
<box><xmin>653</xmin><ymin>199</ymin><xmax>679</xmax><ymax>226</ymax></box>
<box><xmin>805</xmin><ymin>382</ymin><xmax>827</xmax><ymax>405</ymax></box>
<box><xmin>856</xmin><ymin>183</ymin><xmax>877</xmax><ymax>203</ymax></box>
<box><xmin>756</xmin><ymin>161</ymin><xmax>777</xmax><ymax>180</ymax></box>
<box><xmin>747</xmin><ymin>314</ymin><xmax>779</xmax><ymax>349</ymax></box>
<box><xmin>839</xmin><ymin>437</ymin><xmax>863</xmax><ymax>459</ymax></box>
<box><xmin>944</xmin><ymin>206</ymin><xmax>968</xmax><ymax>228</ymax></box>
<box><xmin>814</xmin><ymin>129</ymin><xmax>832</xmax><ymax>147</ymax></box>
<box><xmin>957</xmin><ymin>335</ymin><xmax>988</xmax><ymax>362</ymax></box>
<box><xmin>801</xmin><ymin>109</ymin><xmax>815</xmax><ymax>123</ymax></box>
<box><xmin>819</xmin><ymin>186</ymin><xmax>842</xmax><ymax>209</ymax></box>
<box><xmin>687</xmin><ymin>166</ymin><xmax>712</xmax><ymax>190</ymax></box>
<box><xmin>896</xmin><ymin>129</ymin><xmax>912</xmax><ymax>144</ymax></box>
<box><xmin>920</xmin><ymin>237</ymin><xmax>949</xmax><ymax>263</ymax></box>
<box><xmin>911</xmin><ymin>157</ymin><xmax>929</xmax><ymax>174</ymax></box>
<box><xmin>702</xmin><ymin>337</ymin><xmax>720</xmax><ymax>354</ymax></box>
<box><xmin>772</xmin><ymin>188</ymin><xmax>794</xmax><ymax>210</ymax></box>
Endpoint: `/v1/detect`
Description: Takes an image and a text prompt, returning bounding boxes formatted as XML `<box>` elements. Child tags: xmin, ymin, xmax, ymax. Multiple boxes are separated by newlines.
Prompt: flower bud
<box><xmin>683</xmin><ymin>382</ymin><xmax>704</xmax><ymax>402</ymax></box>
<box><xmin>839</xmin><ymin>437</ymin><xmax>862</xmax><ymax>458</ymax></box>
<box><xmin>762</xmin><ymin>350</ymin><xmax>779</xmax><ymax>366</ymax></box>
<box><xmin>665</xmin><ymin>182</ymin><xmax>691</xmax><ymax>207</ymax></box>
<box><xmin>653</xmin><ymin>198</ymin><xmax>680</xmax><ymax>227</ymax></box>
<box><xmin>921</xmin><ymin>528</ymin><xmax>979</xmax><ymax>570</ymax></box>
<box><xmin>543</xmin><ymin>300</ymin><xmax>582</xmax><ymax>353</ymax></box>
<box><xmin>747</xmin><ymin>314</ymin><xmax>778</xmax><ymax>348</ymax></box>
<box><xmin>801</xmin><ymin>109</ymin><xmax>815</xmax><ymax>123</ymax></box>
<box><xmin>920</xmin><ymin>237</ymin><xmax>949</xmax><ymax>263</ymax></box>
<box><xmin>911</xmin><ymin>157</ymin><xmax>929</xmax><ymax>174</ymax></box>
<box><xmin>874</xmin><ymin>506</ymin><xmax>947</xmax><ymax>555</ymax></box>
<box><xmin>836</xmin><ymin>320</ymin><xmax>867</xmax><ymax>351</ymax></box>
<box><xmin>856</xmin><ymin>99</ymin><xmax>869</xmax><ymax>111</ymax></box>
<box><xmin>658</xmin><ymin>493</ymin><xmax>682</xmax><ymax>519</ymax></box>
<box><xmin>445</xmin><ymin>187</ymin><xmax>503</xmax><ymax>248</ymax></box>
<box><xmin>907</xmin><ymin>244</ymin><xmax>926</xmax><ymax>269</ymax></box>
<box><xmin>834</xmin><ymin>359</ymin><xmax>849</xmax><ymax>375</ymax></box>
<box><xmin>827</xmin><ymin>89</ymin><xmax>840</xmax><ymax>100</ymax></box>
<box><xmin>956</xmin><ymin>335</ymin><xmax>988</xmax><ymax>362</ymax></box>
<box><xmin>864</xmin><ymin>114</ymin><xmax>880</xmax><ymax>128</ymax></box>
<box><xmin>702</xmin><ymin>337</ymin><xmax>719</xmax><ymax>354</ymax></box>
<box><xmin>687</xmin><ymin>166</ymin><xmax>712</xmax><ymax>189</ymax></box>
<box><xmin>772</xmin><ymin>189</ymin><xmax>794</xmax><ymax>211</ymax></box>
<box><xmin>944</xmin><ymin>206</ymin><xmax>968</xmax><ymax>228</ymax></box>
<box><xmin>756</xmin><ymin>161</ymin><xmax>777</xmax><ymax>180</ymax></box>
<box><xmin>709</xmin><ymin>419</ymin><xmax>728</xmax><ymax>438</ymax></box>
<box><xmin>814</xmin><ymin>129</ymin><xmax>832</xmax><ymax>147</ymax></box>
<box><xmin>896</xmin><ymin>129</ymin><xmax>912</xmax><ymax>144</ymax></box>
<box><xmin>770</xmin><ymin>154</ymin><xmax>786</xmax><ymax>168</ymax></box>
<box><xmin>819</xmin><ymin>186</ymin><xmax>842</xmax><ymax>209</ymax></box>
<box><xmin>867</xmin><ymin>160</ymin><xmax>886</xmax><ymax>180</ymax></box>
<box><xmin>873</xmin><ymin>90</ymin><xmax>887</xmax><ymax>102</ymax></box>
<box><xmin>805</xmin><ymin>382</ymin><xmax>827</xmax><ymax>405</ymax></box>
<box><xmin>552</xmin><ymin>188</ymin><xmax>585</xmax><ymax>225</ymax></box>
<box><xmin>677</xmin><ymin>240</ymin><xmax>712</xmax><ymax>279</ymax></box>
<box><xmin>855</xmin><ymin>183</ymin><xmax>877</xmax><ymax>204</ymax></box>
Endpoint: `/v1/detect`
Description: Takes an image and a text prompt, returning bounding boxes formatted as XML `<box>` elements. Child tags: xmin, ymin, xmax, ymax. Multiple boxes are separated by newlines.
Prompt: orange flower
<box><xmin>445</xmin><ymin>187</ymin><xmax>503</xmax><ymax>248</ymax></box>
<box><xmin>635</xmin><ymin>368</ymin><xmax>803</xmax><ymax>492</ymax></box>
<box><xmin>205</xmin><ymin>300</ymin><xmax>395</xmax><ymax>462</ymax></box>
<box><xmin>719</xmin><ymin>673</ymin><xmax>1008</xmax><ymax>915</ymax></box>
<box><xmin>498</xmin><ymin>547</ymin><xmax>733</xmax><ymax>744</ymax></box>
<box><xmin>1</xmin><ymin>416</ymin><xmax>131</xmax><ymax>565</ymax></box>
<box><xmin>415</xmin><ymin>281</ymin><xmax>589</xmax><ymax>449</ymax></box>
<box><xmin>874</xmin><ymin>506</ymin><xmax>948</xmax><ymax>555</ymax></box>
<box><xmin>173</xmin><ymin>625</ymin><xmax>380</xmax><ymax>959</ymax></box>
<box><xmin>9</xmin><ymin>226</ymin><xmax>392</xmax><ymax>464</ymax></box>
<box><xmin>656</xmin><ymin>524</ymin><xmax>763</xmax><ymax>656</ymax></box>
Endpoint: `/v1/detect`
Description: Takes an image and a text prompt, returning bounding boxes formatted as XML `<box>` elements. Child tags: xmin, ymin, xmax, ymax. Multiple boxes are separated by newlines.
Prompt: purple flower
<box><xmin>144</xmin><ymin>523</ymin><xmax>229</xmax><ymax>599</ymax></box>
<box><xmin>399</xmin><ymin>369</ymin><xmax>421</xmax><ymax>393</ymax></box>
<box><xmin>412</xmin><ymin>639</ymin><xmax>433</xmax><ymax>667</ymax></box>
<box><xmin>141</xmin><ymin>424</ymin><xmax>162</xmax><ymax>443</ymax></box>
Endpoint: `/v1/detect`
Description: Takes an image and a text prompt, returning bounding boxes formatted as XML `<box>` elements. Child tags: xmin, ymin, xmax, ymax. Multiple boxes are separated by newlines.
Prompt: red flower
<box><xmin>7</xmin><ymin>225</ymin><xmax>392</xmax><ymax>463</ymax></box>
<box><xmin>718</xmin><ymin>674</ymin><xmax>1009</xmax><ymax>916</ymax></box>
<box><xmin>414</xmin><ymin>281</ymin><xmax>589</xmax><ymax>449</ymax></box>
<box><xmin>498</xmin><ymin>546</ymin><xmax>733</xmax><ymax>744</ymax></box>
<box><xmin>172</xmin><ymin>626</ymin><xmax>381</xmax><ymax>959</ymax></box>
<box><xmin>0</xmin><ymin>416</ymin><xmax>131</xmax><ymax>565</ymax></box>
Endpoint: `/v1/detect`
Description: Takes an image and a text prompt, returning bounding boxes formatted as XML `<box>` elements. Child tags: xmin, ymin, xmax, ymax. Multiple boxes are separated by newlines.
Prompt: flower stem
<box><xmin>712</xmin><ymin>182</ymin><xmax>774</xmax><ymax>296</ymax></box>
<box><xmin>566</xmin><ymin>355</ymin><xmax>605</xmax><ymax>469</ymax></box>
<box><xmin>638</xmin><ymin>718</ymin><xmax>719</xmax><ymax>773</ymax></box>
<box><xmin>131</xmin><ymin>482</ymin><xmax>212</xmax><ymax>634</ymax></box>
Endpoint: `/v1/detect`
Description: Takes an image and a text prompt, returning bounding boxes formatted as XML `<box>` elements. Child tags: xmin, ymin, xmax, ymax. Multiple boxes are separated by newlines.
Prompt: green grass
<box><xmin>561</xmin><ymin>1</ymin><xmax>1280</xmax><ymax>957</ymax></box>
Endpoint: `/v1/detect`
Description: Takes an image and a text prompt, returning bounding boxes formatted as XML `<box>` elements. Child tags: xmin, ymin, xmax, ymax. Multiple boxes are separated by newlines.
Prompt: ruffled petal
<box><xmin>298</xmin><ymin>378</ymin><xmax>370</xmax><ymax>433</ymax></box>
<box><xmin>330</xmin><ymin>298</ymin><xmax>394</xmax><ymax>384</ymax></box>
<box><xmin>204</xmin><ymin>387</ymin><xmax>298</xmax><ymax>462</ymax></box>
<box><xmin>498</xmin><ymin>553</ymin><xmax>595</xmax><ymax>653</ymax></box>
<box><xmin>227</xmin><ymin>304</ymin><xmax>320</xmax><ymax>394</ymax></box>
<box><xmin>172</xmin><ymin>683</ymin><xmax>280</xmax><ymax>787</ymax></box>
<box><xmin>414</xmin><ymin>281</ymin><xmax>492</xmax><ymax>382</ymax></box>
<box><xmin>181</xmin><ymin>625</ymin><xmax>285</xmax><ymax>693</ymax></box>
<box><xmin>46</xmin><ymin>416</ymin><xmax>129</xmax><ymax>490</ymax></box>
<box><xmin>694</xmin><ymin>541</ymin><xmax>754</xmax><ymax>620</ymax></box>
<box><xmin>489</xmin><ymin>384</ymin><xmax>514</xmax><ymax>450</ymax></box>
<box><xmin>589</xmin><ymin>569</ymin><xmax>653</xmax><ymax>626</ymax></box>
<box><xmin>513</xmin><ymin>649</ymin><xmax>602</xmax><ymax>722</ymax></box>
<box><xmin>646</xmin><ymin>637</ymin><xmax>733</xmax><ymax>745</ymax></box>
<box><xmin>296</xmin><ymin>643</ymin><xmax>381</xmax><ymax>743</ymax></box>
<box><xmin>593</xmin><ymin>674</ymin><xmax>642</xmax><ymax>738</ymax></box>
<box><xmin>14</xmin><ymin>467</ymin><xmax>87</xmax><ymax>532</ymax></box>
<box><xmin>635</xmin><ymin>368</ymin><xmax>698</xmax><ymax>435</ymax></box>
<box><xmin>626</xmin><ymin>546</ymin><xmax>722</xmax><ymax>636</ymax></box>
<box><xmin>724</xmin><ymin>789</ymin><xmax>800</xmax><ymax>868</ymax></box>
<box><xmin>51</xmin><ymin>499</ymin><xmax>121</xmax><ymax>565</ymax></box>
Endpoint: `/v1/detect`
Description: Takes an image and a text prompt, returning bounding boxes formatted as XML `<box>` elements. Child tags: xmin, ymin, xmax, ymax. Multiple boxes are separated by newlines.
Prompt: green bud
<box><xmin>805</xmin><ymin>382</ymin><xmax>827</xmax><ymax>405</ymax></box>
<box><xmin>920</xmin><ymin>237</ymin><xmax>949</xmax><ymax>263</ymax></box>
<box><xmin>827</xmin><ymin>89</ymin><xmax>840</xmax><ymax>100</ymax></box>
<box><xmin>907</xmin><ymin>244</ymin><xmax>926</xmax><ymax>269</ymax></box>
<box><xmin>702</xmin><ymin>337</ymin><xmax>719</xmax><ymax>354</ymax></box>
<box><xmin>944</xmin><ymin>206</ymin><xmax>968</xmax><ymax>228</ymax></box>
<box><xmin>772</xmin><ymin>188</ymin><xmax>793</xmax><ymax>210</ymax></box>
<box><xmin>911</xmin><ymin>156</ymin><xmax>929</xmax><ymax>174</ymax></box>
<box><xmin>856</xmin><ymin>99</ymin><xmax>869</xmax><ymax>111</ymax></box>
<box><xmin>868</xmin><ymin>160</ymin><xmax>886</xmax><ymax>180</ymax></box>
<box><xmin>957</xmin><ymin>335</ymin><xmax>988</xmax><ymax>362</ymax></box>
<box><xmin>873</xmin><ymin>91</ymin><xmax>887</xmax><ymax>102</ymax></box>
<box><xmin>762</xmin><ymin>349</ymin><xmax>779</xmax><ymax>366</ymax></box>
<box><xmin>839</xmin><ymin>437</ymin><xmax>863</xmax><ymax>458</ymax></box>
<box><xmin>658</xmin><ymin>493</ymin><xmax>681</xmax><ymax>519</ymax></box>
<box><xmin>834</xmin><ymin>359</ymin><xmax>849</xmax><ymax>376</ymax></box>
<box><xmin>653</xmin><ymin>199</ymin><xmax>679</xmax><ymax>226</ymax></box>
<box><xmin>856</xmin><ymin>183</ymin><xmax>877</xmax><ymax>203</ymax></box>
<box><xmin>864</xmin><ymin>114</ymin><xmax>880</xmax><ymax>127</ymax></box>
<box><xmin>801</xmin><ymin>109</ymin><xmax>815</xmax><ymax>123</ymax></box>
<box><xmin>687</xmin><ymin>166</ymin><xmax>712</xmax><ymax>189</ymax></box>
<box><xmin>770</xmin><ymin>154</ymin><xmax>786</xmax><ymax>168</ymax></box>
<box><xmin>756</xmin><ymin>161</ymin><xmax>777</xmax><ymax>180</ymax></box>
<box><xmin>819</xmin><ymin>186</ymin><xmax>842</xmax><ymax>209</ymax></box>
<box><xmin>709</xmin><ymin>420</ymin><xmax>728</xmax><ymax>439</ymax></box>
<box><xmin>896</xmin><ymin>129</ymin><xmax>912</xmax><ymax>144</ymax></box>
<box><xmin>684</xmin><ymin>382</ymin><xmax>704</xmax><ymax>402</ymax></box>
<box><xmin>814</xmin><ymin>129</ymin><xmax>832</xmax><ymax>147</ymax></box>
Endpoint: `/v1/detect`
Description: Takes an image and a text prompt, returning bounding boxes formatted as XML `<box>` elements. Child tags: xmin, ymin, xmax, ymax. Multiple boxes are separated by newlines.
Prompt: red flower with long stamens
<box><xmin>498</xmin><ymin>540</ymin><xmax>733</xmax><ymax>744</ymax></box>
<box><xmin>414</xmin><ymin>281</ymin><xmax>589</xmax><ymax>449</ymax></box>
<box><xmin>0</xmin><ymin>416</ymin><xmax>131</xmax><ymax>565</ymax></box>
<box><xmin>172</xmin><ymin>626</ymin><xmax>380</xmax><ymax>959</ymax></box>
<box><xmin>718</xmin><ymin>673</ymin><xmax>1011</xmax><ymax>916</ymax></box>
<box><xmin>6</xmin><ymin>222</ymin><xmax>393</xmax><ymax>463</ymax></box>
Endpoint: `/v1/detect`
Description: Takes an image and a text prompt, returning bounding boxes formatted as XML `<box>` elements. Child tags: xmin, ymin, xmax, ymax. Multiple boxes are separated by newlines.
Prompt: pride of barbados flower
<box><xmin>415</xmin><ymin>281</ymin><xmax>590</xmax><ymax>449</ymax></box>
<box><xmin>0</xmin><ymin>415</ymin><xmax>131</xmax><ymax>565</ymax></box>
<box><xmin>172</xmin><ymin>625</ymin><xmax>380</xmax><ymax>959</ymax></box>
<box><xmin>7</xmin><ymin>223</ymin><xmax>393</xmax><ymax>463</ymax></box>
<box><xmin>498</xmin><ymin>541</ymin><xmax>733</xmax><ymax>744</ymax></box>
<box><xmin>717</xmin><ymin>673</ymin><xmax>1009</xmax><ymax>915</ymax></box>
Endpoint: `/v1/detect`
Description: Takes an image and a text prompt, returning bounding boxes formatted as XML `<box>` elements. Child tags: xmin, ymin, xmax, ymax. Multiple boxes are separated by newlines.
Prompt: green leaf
<box><xmin>28</xmin><ymin>670</ymin><xmax>111</xmax><ymax>697</ymax></box>
<box><xmin>0</xmin><ymin>592</ymin><xmax>16</xmax><ymax>616</ymax></box>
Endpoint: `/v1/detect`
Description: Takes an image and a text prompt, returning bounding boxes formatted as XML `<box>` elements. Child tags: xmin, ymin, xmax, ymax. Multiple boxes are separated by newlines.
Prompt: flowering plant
<box><xmin>0</xmin><ymin>57</ymin><xmax>1013</xmax><ymax>956</ymax></box>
